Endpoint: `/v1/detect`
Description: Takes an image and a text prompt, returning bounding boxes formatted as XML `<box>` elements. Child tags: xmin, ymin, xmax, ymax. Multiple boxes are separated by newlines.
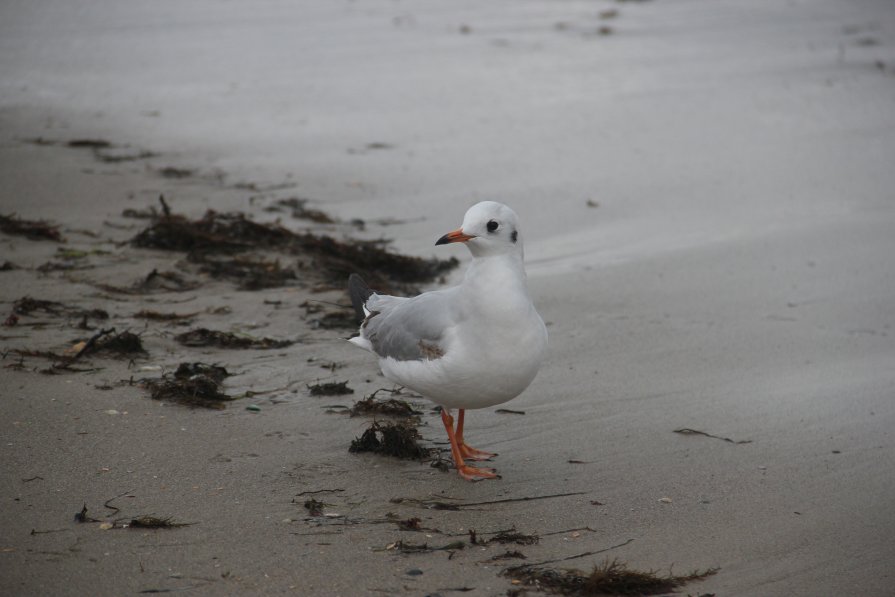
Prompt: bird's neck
<box><xmin>461</xmin><ymin>253</ymin><xmax>531</xmax><ymax>309</ymax></box>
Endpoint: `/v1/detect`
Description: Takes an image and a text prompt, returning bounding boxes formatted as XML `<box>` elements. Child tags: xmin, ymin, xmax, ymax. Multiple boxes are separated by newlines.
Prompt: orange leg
<box><xmin>440</xmin><ymin>409</ymin><xmax>497</xmax><ymax>481</ymax></box>
<box><xmin>456</xmin><ymin>409</ymin><xmax>497</xmax><ymax>461</ymax></box>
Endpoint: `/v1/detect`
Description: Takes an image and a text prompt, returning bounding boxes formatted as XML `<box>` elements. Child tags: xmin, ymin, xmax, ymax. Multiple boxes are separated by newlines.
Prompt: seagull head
<box><xmin>435</xmin><ymin>201</ymin><xmax>522</xmax><ymax>257</ymax></box>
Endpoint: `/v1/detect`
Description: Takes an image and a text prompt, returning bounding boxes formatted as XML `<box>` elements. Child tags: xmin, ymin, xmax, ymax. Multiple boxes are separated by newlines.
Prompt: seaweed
<box><xmin>308</xmin><ymin>381</ymin><xmax>354</xmax><ymax>396</ymax></box>
<box><xmin>304</xmin><ymin>499</ymin><xmax>325</xmax><ymax>516</ymax></box>
<box><xmin>9</xmin><ymin>297</ymin><xmax>108</xmax><ymax>324</ymax></box>
<box><xmin>133</xmin><ymin>309</ymin><xmax>197</xmax><ymax>321</ymax></box>
<box><xmin>189</xmin><ymin>253</ymin><xmax>295</xmax><ymax>290</ymax></box>
<box><xmin>310</xmin><ymin>309</ymin><xmax>357</xmax><ymax>330</ymax></box>
<box><xmin>504</xmin><ymin>558</ymin><xmax>719</xmax><ymax>596</ymax></box>
<box><xmin>491</xmin><ymin>551</ymin><xmax>527</xmax><ymax>561</ymax></box>
<box><xmin>396</xmin><ymin>517</ymin><xmax>423</xmax><ymax>531</ymax></box>
<box><xmin>349</xmin><ymin>421</ymin><xmax>432</xmax><ymax>460</ymax></box>
<box><xmin>97</xmin><ymin>269</ymin><xmax>199</xmax><ymax>294</ymax></box>
<box><xmin>132</xmin><ymin>205</ymin><xmax>294</xmax><ymax>253</ymax></box>
<box><xmin>1</xmin><ymin>260</ymin><xmax>18</xmax><ymax>271</ymax></box>
<box><xmin>673</xmin><ymin>428</ymin><xmax>752</xmax><ymax>445</ymax></box>
<box><xmin>145</xmin><ymin>363</ymin><xmax>233</xmax><ymax>409</ymax></box>
<box><xmin>129</xmin><ymin>516</ymin><xmax>190</xmax><ymax>529</ymax></box>
<box><xmin>350</xmin><ymin>395</ymin><xmax>421</xmax><ymax>418</ymax></box>
<box><xmin>157</xmin><ymin>166</ymin><xmax>194</xmax><ymax>179</ymax></box>
<box><xmin>174</xmin><ymin>362</ymin><xmax>229</xmax><ymax>383</ymax></box>
<box><xmin>267</xmin><ymin>198</ymin><xmax>336</xmax><ymax>224</ymax></box>
<box><xmin>0</xmin><ymin>214</ymin><xmax>63</xmax><ymax>242</ymax></box>
<box><xmin>67</xmin><ymin>139</ymin><xmax>112</xmax><ymax>149</ymax></box>
<box><xmin>129</xmin><ymin>198</ymin><xmax>458</xmax><ymax>293</ymax></box>
<box><xmin>87</xmin><ymin>329</ymin><xmax>147</xmax><ymax>357</ymax></box>
<box><xmin>384</xmin><ymin>539</ymin><xmax>465</xmax><ymax>553</ymax></box>
<box><xmin>175</xmin><ymin>328</ymin><xmax>293</xmax><ymax>349</ymax></box>
<box><xmin>488</xmin><ymin>529</ymin><xmax>540</xmax><ymax>546</ymax></box>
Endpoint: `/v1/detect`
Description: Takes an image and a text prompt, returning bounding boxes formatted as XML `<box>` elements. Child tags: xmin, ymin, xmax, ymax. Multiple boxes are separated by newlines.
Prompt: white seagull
<box><xmin>348</xmin><ymin>201</ymin><xmax>548</xmax><ymax>480</ymax></box>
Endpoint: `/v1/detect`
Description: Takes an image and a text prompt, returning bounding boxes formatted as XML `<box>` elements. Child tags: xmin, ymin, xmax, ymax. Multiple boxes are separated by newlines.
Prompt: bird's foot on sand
<box><xmin>456</xmin><ymin>463</ymin><xmax>499</xmax><ymax>481</ymax></box>
<box><xmin>459</xmin><ymin>443</ymin><xmax>497</xmax><ymax>461</ymax></box>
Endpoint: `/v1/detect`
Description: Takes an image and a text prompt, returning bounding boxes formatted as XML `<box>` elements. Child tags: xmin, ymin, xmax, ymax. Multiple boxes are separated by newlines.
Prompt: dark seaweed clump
<box><xmin>308</xmin><ymin>380</ymin><xmax>354</xmax><ymax>396</ymax></box>
<box><xmin>0</xmin><ymin>214</ymin><xmax>63</xmax><ymax>242</ymax></box>
<box><xmin>175</xmin><ymin>328</ymin><xmax>293</xmax><ymax>350</ymax></box>
<box><xmin>188</xmin><ymin>253</ymin><xmax>295</xmax><ymax>290</ymax></box>
<box><xmin>349</xmin><ymin>421</ymin><xmax>432</xmax><ymax>460</ymax></box>
<box><xmin>145</xmin><ymin>362</ymin><xmax>232</xmax><ymax>409</ymax></box>
<box><xmin>488</xmin><ymin>529</ymin><xmax>540</xmax><ymax>546</ymax></box>
<box><xmin>132</xmin><ymin>208</ymin><xmax>298</xmax><ymax>253</ymax></box>
<box><xmin>350</xmin><ymin>395</ymin><xmax>420</xmax><ymax>418</ymax></box>
<box><xmin>88</xmin><ymin>330</ymin><xmax>146</xmax><ymax>357</ymax></box>
<box><xmin>11</xmin><ymin>296</ymin><xmax>108</xmax><ymax>321</ymax></box>
<box><xmin>97</xmin><ymin>269</ymin><xmax>198</xmax><ymax>294</ymax></box>
<box><xmin>129</xmin><ymin>198</ymin><xmax>458</xmax><ymax>293</ymax></box>
<box><xmin>129</xmin><ymin>515</ymin><xmax>190</xmax><ymax>529</ymax></box>
<box><xmin>504</xmin><ymin>558</ymin><xmax>719</xmax><ymax>596</ymax></box>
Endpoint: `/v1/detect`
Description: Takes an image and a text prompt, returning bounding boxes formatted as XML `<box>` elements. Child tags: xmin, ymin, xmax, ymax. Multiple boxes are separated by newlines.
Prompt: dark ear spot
<box><xmin>511</xmin><ymin>230</ymin><xmax>518</xmax><ymax>243</ymax></box>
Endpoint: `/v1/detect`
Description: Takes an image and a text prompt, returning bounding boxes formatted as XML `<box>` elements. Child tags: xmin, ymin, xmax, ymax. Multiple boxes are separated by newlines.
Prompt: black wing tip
<box><xmin>348</xmin><ymin>273</ymin><xmax>375</xmax><ymax>324</ymax></box>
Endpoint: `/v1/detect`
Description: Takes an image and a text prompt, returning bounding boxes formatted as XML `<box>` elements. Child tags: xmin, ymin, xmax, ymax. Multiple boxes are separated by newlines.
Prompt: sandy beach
<box><xmin>2</xmin><ymin>1</ymin><xmax>895</xmax><ymax>595</ymax></box>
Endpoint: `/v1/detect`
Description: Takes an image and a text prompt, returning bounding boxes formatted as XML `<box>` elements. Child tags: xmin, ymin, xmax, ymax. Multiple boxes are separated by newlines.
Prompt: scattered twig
<box><xmin>511</xmin><ymin>538</ymin><xmax>636</xmax><ymax>569</ymax></box>
<box><xmin>391</xmin><ymin>491</ymin><xmax>587</xmax><ymax>511</ymax></box>
<box><xmin>495</xmin><ymin>408</ymin><xmax>526</xmax><ymax>415</ymax></box>
<box><xmin>674</xmin><ymin>428</ymin><xmax>752</xmax><ymax>445</ymax></box>
<box><xmin>103</xmin><ymin>490</ymin><xmax>133</xmax><ymax>516</ymax></box>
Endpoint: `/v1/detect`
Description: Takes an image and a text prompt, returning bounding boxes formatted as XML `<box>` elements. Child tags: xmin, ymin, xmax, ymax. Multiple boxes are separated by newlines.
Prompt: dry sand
<box><xmin>2</xmin><ymin>1</ymin><xmax>895</xmax><ymax>596</ymax></box>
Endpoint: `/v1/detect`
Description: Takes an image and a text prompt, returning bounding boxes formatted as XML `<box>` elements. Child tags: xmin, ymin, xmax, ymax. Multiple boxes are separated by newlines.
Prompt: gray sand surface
<box><xmin>2</xmin><ymin>1</ymin><xmax>894</xmax><ymax>595</ymax></box>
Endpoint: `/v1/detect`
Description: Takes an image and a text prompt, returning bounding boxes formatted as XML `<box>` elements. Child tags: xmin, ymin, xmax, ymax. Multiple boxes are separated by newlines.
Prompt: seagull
<box><xmin>348</xmin><ymin>201</ymin><xmax>548</xmax><ymax>480</ymax></box>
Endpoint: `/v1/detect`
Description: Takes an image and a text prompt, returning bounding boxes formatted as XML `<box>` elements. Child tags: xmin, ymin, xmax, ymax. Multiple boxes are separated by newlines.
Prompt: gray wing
<box><xmin>362</xmin><ymin>288</ymin><xmax>459</xmax><ymax>361</ymax></box>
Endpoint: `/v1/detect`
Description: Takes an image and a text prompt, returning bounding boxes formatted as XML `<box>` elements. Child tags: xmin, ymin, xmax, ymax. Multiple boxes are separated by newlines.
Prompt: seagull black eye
<box><xmin>486</xmin><ymin>220</ymin><xmax>499</xmax><ymax>233</ymax></box>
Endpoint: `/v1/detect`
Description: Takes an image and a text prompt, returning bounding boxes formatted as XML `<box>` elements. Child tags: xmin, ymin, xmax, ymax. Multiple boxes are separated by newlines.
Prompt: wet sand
<box><xmin>2</xmin><ymin>1</ymin><xmax>895</xmax><ymax>596</ymax></box>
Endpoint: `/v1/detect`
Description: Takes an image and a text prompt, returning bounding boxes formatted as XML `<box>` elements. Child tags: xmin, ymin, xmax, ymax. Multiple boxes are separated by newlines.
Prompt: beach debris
<box><xmin>265</xmin><ymin>198</ymin><xmax>335</xmax><ymax>224</ymax></box>
<box><xmin>76</xmin><ymin>328</ymin><xmax>147</xmax><ymax>358</ymax></box>
<box><xmin>504</xmin><ymin>557</ymin><xmax>719</xmax><ymax>596</ymax></box>
<box><xmin>396</xmin><ymin>517</ymin><xmax>423</xmax><ymax>531</ymax></box>
<box><xmin>10</xmin><ymin>296</ymin><xmax>108</xmax><ymax>322</ymax></box>
<box><xmin>143</xmin><ymin>362</ymin><xmax>233</xmax><ymax>409</ymax></box>
<box><xmin>132</xmin><ymin>200</ymin><xmax>297</xmax><ymax>252</ymax></box>
<box><xmin>74</xmin><ymin>503</ymin><xmax>191</xmax><ymax>529</ymax></box>
<box><xmin>129</xmin><ymin>516</ymin><xmax>190</xmax><ymax>529</ymax></box>
<box><xmin>308</xmin><ymin>380</ymin><xmax>354</xmax><ymax>396</ymax></box>
<box><xmin>97</xmin><ymin>268</ymin><xmax>199</xmax><ymax>294</ymax></box>
<box><xmin>175</xmin><ymin>328</ymin><xmax>293</xmax><ymax>349</ymax></box>
<box><xmin>74</xmin><ymin>504</ymin><xmax>100</xmax><ymax>523</ymax></box>
<box><xmin>129</xmin><ymin>197</ymin><xmax>458</xmax><ymax>293</ymax></box>
<box><xmin>673</xmin><ymin>428</ymin><xmax>752</xmax><ymax>445</ymax></box>
<box><xmin>658</xmin><ymin>497</ymin><xmax>673</xmax><ymax>504</ymax></box>
<box><xmin>349</xmin><ymin>392</ymin><xmax>420</xmax><ymax>417</ymax></box>
<box><xmin>390</xmin><ymin>491</ymin><xmax>589</xmax><ymax>512</ymax></box>
<box><xmin>304</xmin><ymin>499</ymin><xmax>326</xmax><ymax>516</ymax></box>
<box><xmin>175</xmin><ymin>362</ymin><xmax>229</xmax><ymax>382</ymax></box>
<box><xmin>133</xmin><ymin>309</ymin><xmax>197</xmax><ymax>322</ymax></box>
<box><xmin>349</xmin><ymin>421</ymin><xmax>432</xmax><ymax>460</ymax></box>
<box><xmin>491</xmin><ymin>551</ymin><xmax>527</xmax><ymax>561</ymax></box>
<box><xmin>245</xmin><ymin>404</ymin><xmax>261</xmax><ymax>412</ymax></box>
<box><xmin>383</xmin><ymin>539</ymin><xmax>465</xmax><ymax>554</ymax></box>
<box><xmin>300</xmin><ymin>300</ymin><xmax>357</xmax><ymax>330</ymax></box>
<box><xmin>157</xmin><ymin>166</ymin><xmax>194</xmax><ymax>179</ymax></box>
<box><xmin>0</xmin><ymin>214</ymin><xmax>64</xmax><ymax>242</ymax></box>
<box><xmin>495</xmin><ymin>408</ymin><xmax>526</xmax><ymax>415</ymax></box>
<box><xmin>0</xmin><ymin>260</ymin><xmax>18</xmax><ymax>271</ymax></box>
<box><xmin>487</xmin><ymin>528</ymin><xmax>540</xmax><ymax>546</ymax></box>
<box><xmin>67</xmin><ymin>139</ymin><xmax>112</xmax><ymax>149</ymax></box>
<box><xmin>189</xmin><ymin>253</ymin><xmax>295</xmax><ymax>290</ymax></box>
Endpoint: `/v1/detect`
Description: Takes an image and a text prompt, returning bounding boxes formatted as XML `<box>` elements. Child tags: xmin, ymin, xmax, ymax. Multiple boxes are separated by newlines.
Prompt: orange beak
<box><xmin>435</xmin><ymin>228</ymin><xmax>475</xmax><ymax>246</ymax></box>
